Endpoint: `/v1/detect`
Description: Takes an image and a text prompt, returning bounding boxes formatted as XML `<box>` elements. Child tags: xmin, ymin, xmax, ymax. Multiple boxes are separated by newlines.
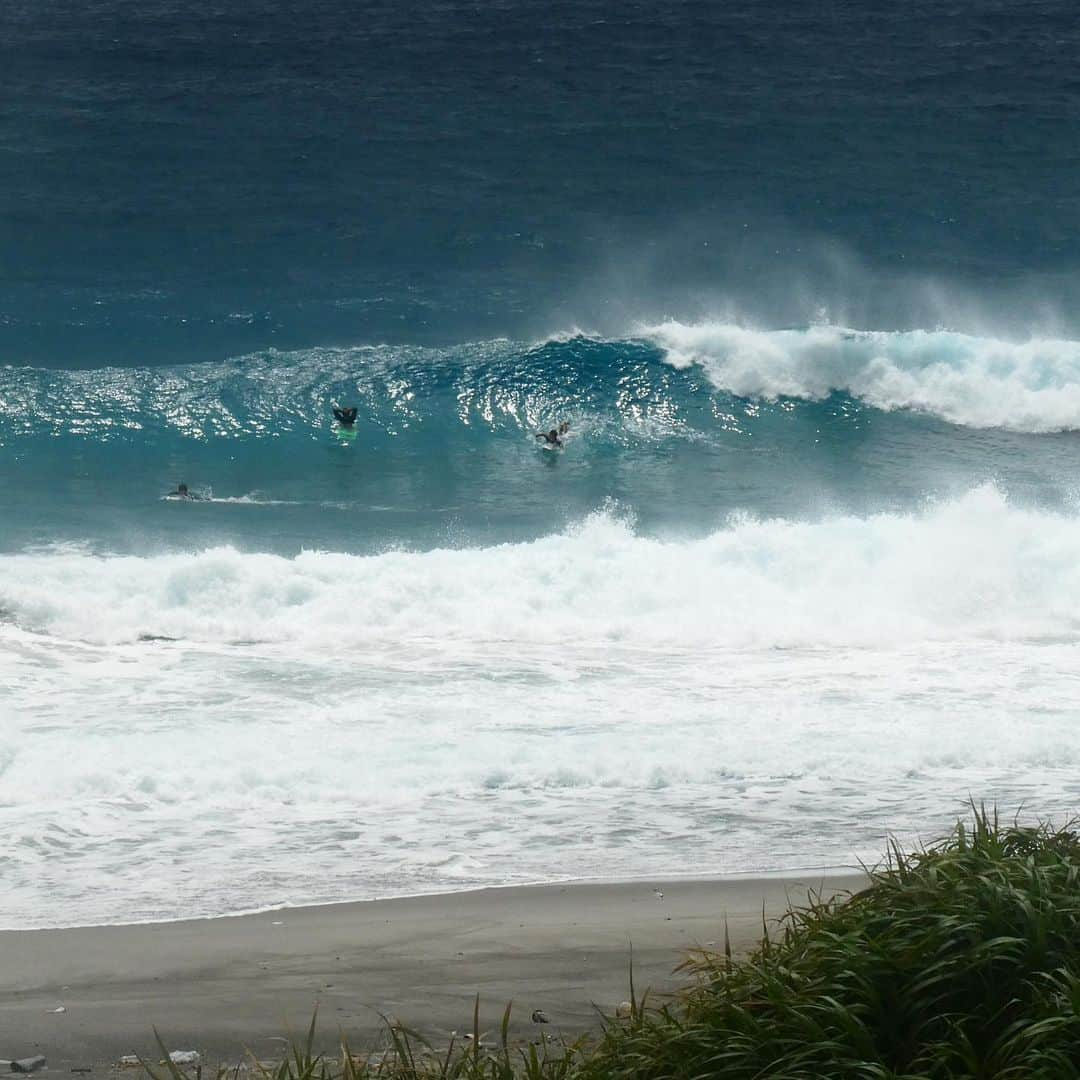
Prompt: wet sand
<box><xmin>0</xmin><ymin>873</ymin><xmax>866</xmax><ymax>1068</ymax></box>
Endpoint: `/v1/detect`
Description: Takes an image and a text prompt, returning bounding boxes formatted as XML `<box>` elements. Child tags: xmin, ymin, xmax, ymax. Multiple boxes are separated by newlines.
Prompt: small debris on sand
<box><xmin>166</xmin><ymin>1052</ymin><xmax>200</xmax><ymax>1067</ymax></box>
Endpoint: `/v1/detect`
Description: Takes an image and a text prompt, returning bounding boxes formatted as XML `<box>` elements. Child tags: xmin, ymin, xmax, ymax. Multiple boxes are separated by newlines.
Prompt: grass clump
<box><xmin>142</xmin><ymin>808</ymin><xmax>1080</xmax><ymax>1078</ymax></box>
<box><xmin>580</xmin><ymin>806</ymin><xmax>1080</xmax><ymax>1079</ymax></box>
<box><xmin>143</xmin><ymin>998</ymin><xmax>581</xmax><ymax>1080</ymax></box>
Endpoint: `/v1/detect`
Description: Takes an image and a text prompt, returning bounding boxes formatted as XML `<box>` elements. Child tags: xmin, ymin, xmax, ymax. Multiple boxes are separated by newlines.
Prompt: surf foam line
<box><xmin>643</xmin><ymin>320</ymin><xmax>1080</xmax><ymax>432</ymax></box>
<box><xmin>3</xmin><ymin>485</ymin><xmax>1080</xmax><ymax>651</ymax></box>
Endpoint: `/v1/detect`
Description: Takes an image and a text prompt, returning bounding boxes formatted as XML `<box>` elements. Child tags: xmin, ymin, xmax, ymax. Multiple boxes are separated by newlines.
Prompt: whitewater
<box><xmin>646</xmin><ymin>322</ymin><xmax>1080</xmax><ymax>433</ymax></box>
<box><xmin>4</xmin><ymin>469</ymin><xmax>1080</xmax><ymax>927</ymax></box>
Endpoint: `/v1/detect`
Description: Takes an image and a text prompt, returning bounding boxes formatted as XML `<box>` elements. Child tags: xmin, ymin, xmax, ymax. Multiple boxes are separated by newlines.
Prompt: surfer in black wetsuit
<box><xmin>535</xmin><ymin>421</ymin><xmax>569</xmax><ymax>448</ymax></box>
<box><xmin>168</xmin><ymin>482</ymin><xmax>201</xmax><ymax>500</ymax></box>
<box><xmin>333</xmin><ymin>406</ymin><xmax>358</xmax><ymax>427</ymax></box>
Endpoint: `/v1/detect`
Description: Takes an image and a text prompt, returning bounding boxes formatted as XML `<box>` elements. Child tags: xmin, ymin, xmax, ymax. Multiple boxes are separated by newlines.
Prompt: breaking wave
<box><xmin>645</xmin><ymin>321</ymin><xmax>1080</xmax><ymax>433</ymax></box>
<box><xmin>6</xmin><ymin>323</ymin><xmax>1080</xmax><ymax>454</ymax></box>
<box><xmin>4</xmin><ymin>485</ymin><xmax>1079</xmax><ymax>652</ymax></box>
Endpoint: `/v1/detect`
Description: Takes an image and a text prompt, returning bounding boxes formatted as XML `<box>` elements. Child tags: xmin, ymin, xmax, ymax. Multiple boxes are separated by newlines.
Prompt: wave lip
<box><xmin>643</xmin><ymin>320</ymin><xmax>1080</xmax><ymax>433</ymax></box>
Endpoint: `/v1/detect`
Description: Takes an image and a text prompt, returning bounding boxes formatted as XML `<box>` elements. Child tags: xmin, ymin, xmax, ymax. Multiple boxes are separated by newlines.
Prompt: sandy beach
<box><xmin>0</xmin><ymin>873</ymin><xmax>865</xmax><ymax>1068</ymax></box>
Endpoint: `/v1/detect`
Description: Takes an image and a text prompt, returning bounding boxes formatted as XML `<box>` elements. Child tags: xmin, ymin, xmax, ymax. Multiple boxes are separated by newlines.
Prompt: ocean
<box><xmin>3</xmin><ymin>0</ymin><xmax>1080</xmax><ymax>928</ymax></box>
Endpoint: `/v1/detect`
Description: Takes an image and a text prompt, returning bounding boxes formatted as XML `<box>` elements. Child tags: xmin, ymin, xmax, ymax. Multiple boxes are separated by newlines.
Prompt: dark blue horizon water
<box><xmin>4</xmin><ymin>0</ymin><xmax>1080</xmax><ymax>368</ymax></box>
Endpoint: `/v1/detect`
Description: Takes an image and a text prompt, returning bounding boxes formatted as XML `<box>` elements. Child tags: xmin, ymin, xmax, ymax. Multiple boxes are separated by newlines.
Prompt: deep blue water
<box><xmin>4</xmin><ymin>0</ymin><xmax>1080</xmax><ymax>368</ymax></box>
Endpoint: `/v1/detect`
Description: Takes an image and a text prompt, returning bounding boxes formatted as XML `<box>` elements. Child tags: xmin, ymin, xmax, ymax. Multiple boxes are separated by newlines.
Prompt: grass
<box><xmin>141</xmin><ymin>807</ymin><xmax>1080</xmax><ymax>1079</ymax></box>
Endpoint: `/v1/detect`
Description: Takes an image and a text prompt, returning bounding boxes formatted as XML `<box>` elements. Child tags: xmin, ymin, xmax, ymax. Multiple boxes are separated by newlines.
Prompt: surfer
<box><xmin>333</xmin><ymin>406</ymin><xmax>358</xmax><ymax>427</ymax></box>
<box><xmin>535</xmin><ymin>421</ymin><xmax>569</xmax><ymax>448</ymax></box>
<box><xmin>168</xmin><ymin>482</ymin><xmax>201</xmax><ymax>500</ymax></box>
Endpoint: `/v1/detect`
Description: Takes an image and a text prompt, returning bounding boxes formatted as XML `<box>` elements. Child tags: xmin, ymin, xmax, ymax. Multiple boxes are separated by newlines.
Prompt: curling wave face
<box><xmin>6</xmin><ymin>324</ymin><xmax>1080</xmax><ymax>446</ymax></box>
<box><xmin>5</xmin><ymin>326</ymin><xmax>1080</xmax><ymax>558</ymax></box>
<box><xmin>3</xmin><ymin>488</ymin><xmax>1080</xmax><ymax>926</ymax></box>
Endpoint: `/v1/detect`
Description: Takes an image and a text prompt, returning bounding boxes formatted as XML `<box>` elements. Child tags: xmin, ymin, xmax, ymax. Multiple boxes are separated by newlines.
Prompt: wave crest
<box><xmin>644</xmin><ymin>320</ymin><xmax>1080</xmax><ymax>432</ymax></box>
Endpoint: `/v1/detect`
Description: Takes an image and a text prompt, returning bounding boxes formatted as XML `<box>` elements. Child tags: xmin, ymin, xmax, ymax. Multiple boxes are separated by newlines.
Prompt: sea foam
<box><xmin>3</xmin><ymin>488</ymin><xmax>1080</xmax><ymax>928</ymax></box>
<box><xmin>644</xmin><ymin>321</ymin><xmax>1080</xmax><ymax>432</ymax></box>
<box><xmin>4</xmin><ymin>485</ymin><xmax>1080</xmax><ymax>651</ymax></box>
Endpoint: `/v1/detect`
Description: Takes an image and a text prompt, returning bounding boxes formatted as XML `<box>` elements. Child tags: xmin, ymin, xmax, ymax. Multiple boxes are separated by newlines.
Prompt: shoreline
<box><xmin>0</xmin><ymin>873</ymin><xmax>866</xmax><ymax>1068</ymax></box>
<box><xmin>0</xmin><ymin>863</ymin><xmax>863</xmax><ymax>934</ymax></box>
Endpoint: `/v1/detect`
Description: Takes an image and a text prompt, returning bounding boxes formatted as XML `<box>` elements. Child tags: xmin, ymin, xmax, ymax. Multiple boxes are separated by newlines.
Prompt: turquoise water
<box><xmin>6</xmin><ymin>329</ymin><xmax>1080</xmax><ymax>556</ymax></box>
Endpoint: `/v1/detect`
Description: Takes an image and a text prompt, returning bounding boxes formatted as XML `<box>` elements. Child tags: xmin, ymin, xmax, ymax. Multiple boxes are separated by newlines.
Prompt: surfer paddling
<box><xmin>167</xmin><ymin>482</ymin><xmax>201</xmax><ymax>500</ymax></box>
<box><xmin>333</xmin><ymin>405</ymin><xmax>358</xmax><ymax>427</ymax></box>
<box><xmin>535</xmin><ymin>421</ymin><xmax>570</xmax><ymax>448</ymax></box>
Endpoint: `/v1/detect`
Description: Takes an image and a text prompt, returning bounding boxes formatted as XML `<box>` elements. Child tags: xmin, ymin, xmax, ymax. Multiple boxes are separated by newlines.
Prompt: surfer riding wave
<box><xmin>535</xmin><ymin>421</ymin><xmax>570</xmax><ymax>448</ymax></box>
